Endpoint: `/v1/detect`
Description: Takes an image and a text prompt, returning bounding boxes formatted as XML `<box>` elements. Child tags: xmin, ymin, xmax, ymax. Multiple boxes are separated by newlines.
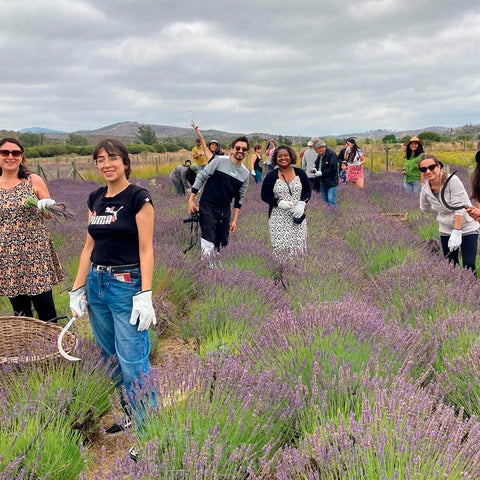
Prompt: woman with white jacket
<box><xmin>419</xmin><ymin>154</ymin><xmax>478</xmax><ymax>273</ymax></box>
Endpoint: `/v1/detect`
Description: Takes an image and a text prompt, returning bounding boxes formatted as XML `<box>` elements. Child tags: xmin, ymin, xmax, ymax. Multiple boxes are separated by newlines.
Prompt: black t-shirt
<box><xmin>87</xmin><ymin>184</ymin><xmax>153</xmax><ymax>265</ymax></box>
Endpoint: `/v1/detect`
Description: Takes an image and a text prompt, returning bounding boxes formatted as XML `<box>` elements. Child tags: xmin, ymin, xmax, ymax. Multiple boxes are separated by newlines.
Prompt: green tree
<box><xmin>382</xmin><ymin>134</ymin><xmax>397</xmax><ymax>144</ymax></box>
<box><xmin>19</xmin><ymin>132</ymin><xmax>42</xmax><ymax>147</ymax></box>
<box><xmin>418</xmin><ymin>131</ymin><xmax>442</xmax><ymax>143</ymax></box>
<box><xmin>66</xmin><ymin>133</ymin><xmax>89</xmax><ymax>146</ymax></box>
<box><xmin>136</xmin><ymin>125</ymin><xmax>157</xmax><ymax>145</ymax></box>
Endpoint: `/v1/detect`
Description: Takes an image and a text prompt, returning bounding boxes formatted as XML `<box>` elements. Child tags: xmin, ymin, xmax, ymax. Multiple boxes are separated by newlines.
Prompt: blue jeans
<box><xmin>404</xmin><ymin>180</ymin><xmax>421</xmax><ymax>193</ymax></box>
<box><xmin>86</xmin><ymin>265</ymin><xmax>155</xmax><ymax>420</ymax></box>
<box><xmin>320</xmin><ymin>184</ymin><xmax>338</xmax><ymax>207</ymax></box>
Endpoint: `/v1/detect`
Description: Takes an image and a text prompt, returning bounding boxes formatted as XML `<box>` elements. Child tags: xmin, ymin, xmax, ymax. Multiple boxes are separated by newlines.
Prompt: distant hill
<box><xmin>20</xmin><ymin>127</ymin><xmax>66</xmax><ymax>134</ymax></box>
<box><xmin>19</xmin><ymin>121</ymin><xmax>480</xmax><ymax>144</ymax></box>
<box><xmin>341</xmin><ymin>126</ymin><xmax>452</xmax><ymax>140</ymax></box>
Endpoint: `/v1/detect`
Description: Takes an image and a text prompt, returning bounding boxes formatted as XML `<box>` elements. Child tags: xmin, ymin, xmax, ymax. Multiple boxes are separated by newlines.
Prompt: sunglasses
<box><xmin>419</xmin><ymin>164</ymin><xmax>438</xmax><ymax>173</ymax></box>
<box><xmin>234</xmin><ymin>146</ymin><xmax>248</xmax><ymax>152</ymax></box>
<box><xmin>0</xmin><ymin>149</ymin><xmax>23</xmax><ymax>158</ymax></box>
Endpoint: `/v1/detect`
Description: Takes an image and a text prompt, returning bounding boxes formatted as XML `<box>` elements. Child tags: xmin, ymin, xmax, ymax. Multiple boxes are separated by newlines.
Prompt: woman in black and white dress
<box><xmin>261</xmin><ymin>145</ymin><xmax>311</xmax><ymax>257</ymax></box>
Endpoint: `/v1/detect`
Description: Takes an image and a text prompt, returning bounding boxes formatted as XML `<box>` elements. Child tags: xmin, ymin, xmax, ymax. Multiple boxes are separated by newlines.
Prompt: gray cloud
<box><xmin>1</xmin><ymin>0</ymin><xmax>479</xmax><ymax>136</ymax></box>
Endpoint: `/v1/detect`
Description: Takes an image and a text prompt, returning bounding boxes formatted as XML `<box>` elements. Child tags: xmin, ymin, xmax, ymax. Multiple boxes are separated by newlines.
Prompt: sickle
<box><xmin>58</xmin><ymin>316</ymin><xmax>81</xmax><ymax>361</ymax></box>
<box><xmin>440</xmin><ymin>170</ymin><xmax>468</xmax><ymax>211</ymax></box>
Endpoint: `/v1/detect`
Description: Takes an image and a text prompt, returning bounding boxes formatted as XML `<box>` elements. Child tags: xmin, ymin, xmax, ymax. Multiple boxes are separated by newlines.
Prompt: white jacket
<box><xmin>420</xmin><ymin>174</ymin><xmax>479</xmax><ymax>235</ymax></box>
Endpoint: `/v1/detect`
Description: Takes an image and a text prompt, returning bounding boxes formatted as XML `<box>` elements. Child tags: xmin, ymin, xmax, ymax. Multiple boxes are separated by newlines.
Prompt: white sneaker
<box><xmin>129</xmin><ymin>444</ymin><xmax>139</xmax><ymax>462</ymax></box>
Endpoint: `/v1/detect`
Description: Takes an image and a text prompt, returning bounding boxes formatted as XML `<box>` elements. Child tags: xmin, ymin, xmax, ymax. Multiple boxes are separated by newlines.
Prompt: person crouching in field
<box><xmin>169</xmin><ymin>159</ymin><xmax>198</xmax><ymax>195</ymax></box>
<box><xmin>189</xmin><ymin>123</ymin><xmax>250</xmax><ymax>258</ymax></box>
<box><xmin>69</xmin><ymin>139</ymin><xmax>157</xmax><ymax>455</ymax></box>
<box><xmin>419</xmin><ymin>154</ymin><xmax>478</xmax><ymax>273</ymax></box>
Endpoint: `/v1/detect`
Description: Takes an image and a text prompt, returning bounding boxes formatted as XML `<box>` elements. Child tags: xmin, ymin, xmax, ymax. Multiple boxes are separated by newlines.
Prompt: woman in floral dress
<box><xmin>261</xmin><ymin>145</ymin><xmax>311</xmax><ymax>258</ymax></box>
<box><xmin>0</xmin><ymin>137</ymin><xmax>64</xmax><ymax>321</ymax></box>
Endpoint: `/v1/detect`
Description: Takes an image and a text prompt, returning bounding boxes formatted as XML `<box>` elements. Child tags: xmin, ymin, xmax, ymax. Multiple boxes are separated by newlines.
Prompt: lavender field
<box><xmin>3</xmin><ymin>165</ymin><xmax>480</xmax><ymax>479</ymax></box>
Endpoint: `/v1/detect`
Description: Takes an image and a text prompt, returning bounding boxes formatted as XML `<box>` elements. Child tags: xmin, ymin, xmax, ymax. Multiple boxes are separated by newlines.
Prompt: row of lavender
<box><xmin>3</xmin><ymin>167</ymin><xmax>480</xmax><ymax>479</ymax></box>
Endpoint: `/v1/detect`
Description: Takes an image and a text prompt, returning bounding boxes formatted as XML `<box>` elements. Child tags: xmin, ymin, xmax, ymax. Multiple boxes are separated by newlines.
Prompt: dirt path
<box><xmin>84</xmin><ymin>335</ymin><xmax>193</xmax><ymax>480</ymax></box>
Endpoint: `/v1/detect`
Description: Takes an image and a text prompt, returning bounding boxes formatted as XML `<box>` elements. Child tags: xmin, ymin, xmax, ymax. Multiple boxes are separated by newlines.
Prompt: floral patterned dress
<box><xmin>269</xmin><ymin>176</ymin><xmax>307</xmax><ymax>257</ymax></box>
<box><xmin>0</xmin><ymin>178</ymin><xmax>64</xmax><ymax>297</ymax></box>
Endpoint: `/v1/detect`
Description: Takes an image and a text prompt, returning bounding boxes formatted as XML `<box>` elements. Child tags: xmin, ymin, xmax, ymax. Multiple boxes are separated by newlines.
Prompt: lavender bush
<box><xmin>2</xmin><ymin>161</ymin><xmax>478</xmax><ymax>478</ymax></box>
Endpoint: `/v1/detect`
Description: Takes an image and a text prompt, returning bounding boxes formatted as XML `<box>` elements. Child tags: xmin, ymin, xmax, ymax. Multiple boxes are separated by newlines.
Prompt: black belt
<box><xmin>92</xmin><ymin>263</ymin><xmax>139</xmax><ymax>273</ymax></box>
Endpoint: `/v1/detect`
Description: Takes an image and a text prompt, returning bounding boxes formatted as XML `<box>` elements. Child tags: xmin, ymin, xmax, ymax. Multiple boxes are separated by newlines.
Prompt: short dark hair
<box><xmin>0</xmin><ymin>137</ymin><xmax>31</xmax><ymax>179</ymax></box>
<box><xmin>93</xmin><ymin>138</ymin><xmax>131</xmax><ymax>179</ymax></box>
<box><xmin>231</xmin><ymin>136</ymin><xmax>249</xmax><ymax>150</ymax></box>
<box><xmin>272</xmin><ymin>145</ymin><xmax>297</xmax><ymax>166</ymax></box>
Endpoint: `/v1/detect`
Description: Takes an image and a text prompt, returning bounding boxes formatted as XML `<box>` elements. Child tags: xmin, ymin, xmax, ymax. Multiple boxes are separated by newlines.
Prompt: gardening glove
<box><xmin>277</xmin><ymin>200</ymin><xmax>293</xmax><ymax>210</ymax></box>
<box><xmin>69</xmin><ymin>286</ymin><xmax>87</xmax><ymax>318</ymax></box>
<box><xmin>310</xmin><ymin>168</ymin><xmax>323</xmax><ymax>178</ymax></box>
<box><xmin>448</xmin><ymin>229</ymin><xmax>462</xmax><ymax>252</ymax></box>
<box><xmin>37</xmin><ymin>198</ymin><xmax>56</xmax><ymax>210</ymax></box>
<box><xmin>130</xmin><ymin>290</ymin><xmax>157</xmax><ymax>331</ymax></box>
<box><xmin>292</xmin><ymin>201</ymin><xmax>306</xmax><ymax>219</ymax></box>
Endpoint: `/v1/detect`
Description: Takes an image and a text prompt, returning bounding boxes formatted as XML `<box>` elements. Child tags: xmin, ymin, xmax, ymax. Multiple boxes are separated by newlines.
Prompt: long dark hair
<box><xmin>346</xmin><ymin>137</ymin><xmax>359</xmax><ymax>164</ymax></box>
<box><xmin>0</xmin><ymin>137</ymin><xmax>31</xmax><ymax>179</ymax></box>
<box><xmin>405</xmin><ymin>142</ymin><xmax>424</xmax><ymax>160</ymax></box>
<box><xmin>471</xmin><ymin>151</ymin><xmax>480</xmax><ymax>201</ymax></box>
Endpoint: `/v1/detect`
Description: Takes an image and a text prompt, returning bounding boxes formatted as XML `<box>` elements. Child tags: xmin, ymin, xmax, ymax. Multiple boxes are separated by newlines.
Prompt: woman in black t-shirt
<box><xmin>69</xmin><ymin>138</ymin><xmax>156</xmax><ymax>444</ymax></box>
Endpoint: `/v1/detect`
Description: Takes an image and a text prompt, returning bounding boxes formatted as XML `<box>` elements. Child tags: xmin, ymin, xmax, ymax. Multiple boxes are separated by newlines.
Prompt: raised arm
<box><xmin>192</xmin><ymin>122</ymin><xmax>213</xmax><ymax>162</ymax></box>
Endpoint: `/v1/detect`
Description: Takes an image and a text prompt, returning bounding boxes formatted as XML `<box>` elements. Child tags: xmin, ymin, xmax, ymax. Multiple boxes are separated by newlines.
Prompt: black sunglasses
<box><xmin>234</xmin><ymin>146</ymin><xmax>248</xmax><ymax>152</ymax></box>
<box><xmin>419</xmin><ymin>164</ymin><xmax>438</xmax><ymax>173</ymax></box>
<box><xmin>0</xmin><ymin>149</ymin><xmax>23</xmax><ymax>158</ymax></box>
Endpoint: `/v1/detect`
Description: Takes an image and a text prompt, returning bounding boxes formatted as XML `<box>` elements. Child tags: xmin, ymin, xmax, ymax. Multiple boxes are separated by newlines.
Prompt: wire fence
<box><xmin>29</xmin><ymin>150</ymin><xmax>190</xmax><ymax>180</ymax></box>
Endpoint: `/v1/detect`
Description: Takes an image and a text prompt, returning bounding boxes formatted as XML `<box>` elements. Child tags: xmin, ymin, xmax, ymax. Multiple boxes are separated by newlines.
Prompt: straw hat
<box><xmin>404</xmin><ymin>136</ymin><xmax>425</xmax><ymax>146</ymax></box>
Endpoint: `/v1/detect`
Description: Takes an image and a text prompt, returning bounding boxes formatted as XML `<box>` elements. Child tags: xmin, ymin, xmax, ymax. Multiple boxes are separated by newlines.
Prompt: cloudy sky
<box><xmin>1</xmin><ymin>0</ymin><xmax>479</xmax><ymax>137</ymax></box>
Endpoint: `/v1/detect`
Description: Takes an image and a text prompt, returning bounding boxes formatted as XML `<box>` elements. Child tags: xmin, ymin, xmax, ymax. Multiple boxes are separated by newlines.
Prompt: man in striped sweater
<box><xmin>188</xmin><ymin>126</ymin><xmax>250</xmax><ymax>258</ymax></box>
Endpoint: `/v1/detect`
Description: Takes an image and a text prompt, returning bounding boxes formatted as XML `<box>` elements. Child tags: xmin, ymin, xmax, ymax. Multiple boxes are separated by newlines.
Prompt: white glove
<box><xmin>292</xmin><ymin>201</ymin><xmax>306</xmax><ymax>218</ymax></box>
<box><xmin>37</xmin><ymin>198</ymin><xmax>55</xmax><ymax>210</ymax></box>
<box><xmin>448</xmin><ymin>229</ymin><xmax>462</xmax><ymax>252</ymax></box>
<box><xmin>314</xmin><ymin>169</ymin><xmax>323</xmax><ymax>177</ymax></box>
<box><xmin>251</xmin><ymin>169</ymin><xmax>256</xmax><ymax>176</ymax></box>
<box><xmin>130</xmin><ymin>290</ymin><xmax>157</xmax><ymax>331</ymax></box>
<box><xmin>69</xmin><ymin>286</ymin><xmax>87</xmax><ymax>318</ymax></box>
<box><xmin>277</xmin><ymin>200</ymin><xmax>293</xmax><ymax>210</ymax></box>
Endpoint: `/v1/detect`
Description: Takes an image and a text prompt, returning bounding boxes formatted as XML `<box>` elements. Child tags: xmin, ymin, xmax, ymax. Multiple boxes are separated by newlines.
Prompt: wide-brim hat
<box><xmin>404</xmin><ymin>136</ymin><xmax>425</xmax><ymax>146</ymax></box>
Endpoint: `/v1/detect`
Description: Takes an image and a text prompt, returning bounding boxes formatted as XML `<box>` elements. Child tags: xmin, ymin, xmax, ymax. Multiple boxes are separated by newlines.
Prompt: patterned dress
<box><xmin>0</xmin><ymin>178</ymin><xmax>64</xmax><ymax>297</ymax></box>
<box><xmin>269</xmin><ymin>176</ymin><xmax>307</xmax><ymax>257</ymax></box>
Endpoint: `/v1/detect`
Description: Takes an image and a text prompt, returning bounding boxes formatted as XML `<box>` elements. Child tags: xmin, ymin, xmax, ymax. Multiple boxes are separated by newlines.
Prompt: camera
<box><xmin>183</xmin><ymin>211</ymin><xmax>200</xmax><ymax>223</ymax></box>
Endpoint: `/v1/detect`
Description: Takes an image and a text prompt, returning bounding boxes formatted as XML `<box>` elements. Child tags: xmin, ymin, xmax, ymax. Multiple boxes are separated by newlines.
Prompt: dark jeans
<box><xmin>440</xmin><ymin>232</ymin><xmax>478</xmax><ymax>274</ymax></box>
<box><xmin>308</xmin><ymin>177</ymin><xmax>321</xmax><ymax>193</ymax></box>
<box><xmin>199</xmin><ymin>203</ymin><xmax>231</xmax><ymax>251</ymax></box>
<box><xmin>9</xmin><ymin>290</ymin><xmax>58</xmax><ymax>322</ymax></box>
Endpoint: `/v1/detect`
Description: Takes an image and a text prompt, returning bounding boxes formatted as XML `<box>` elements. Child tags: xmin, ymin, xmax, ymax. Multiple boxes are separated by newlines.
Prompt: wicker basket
<box><xmin>0</xmin><ymin>316</ymin><xmax>77</xmax><ymax>364</ymax></box>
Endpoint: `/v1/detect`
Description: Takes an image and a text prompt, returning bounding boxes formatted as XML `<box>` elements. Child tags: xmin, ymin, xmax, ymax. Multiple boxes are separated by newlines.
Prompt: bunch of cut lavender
<box><xmin>24</xmin><ymin>196</ymin><xmax>75</xmax><ymax>221</ymax></box>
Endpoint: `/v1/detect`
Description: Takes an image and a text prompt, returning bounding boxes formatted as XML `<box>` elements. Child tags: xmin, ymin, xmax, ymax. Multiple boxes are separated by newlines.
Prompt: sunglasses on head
<box><xmin>234</xmin><ymin>146</ymin><xmax>248</xmax><ymax>152</ymax></box>
<box><xmin>419</xmin><ymin>164</ymin><xmax>438</xmax><ymax>173</ymax></box>
<box><xmin>0</xmin><ymin>149</ymin><xmax>22</xmax><ymax>158</ymax></box>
